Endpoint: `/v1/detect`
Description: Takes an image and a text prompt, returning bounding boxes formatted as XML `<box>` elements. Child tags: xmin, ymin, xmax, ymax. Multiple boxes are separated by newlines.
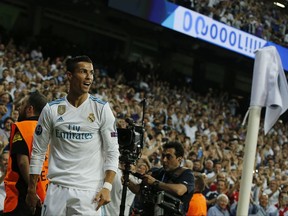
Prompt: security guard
<box><xmin>4</xmin><ymin>91</ymin><xmax>48</xmax><ymax>216</ymax></box>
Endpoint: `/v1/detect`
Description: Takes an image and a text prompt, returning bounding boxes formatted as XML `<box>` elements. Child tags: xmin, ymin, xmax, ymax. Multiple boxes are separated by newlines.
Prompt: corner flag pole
<box><xmin>237</xmin><ymin>106</ymin><xmax>261</xmax><ymax>215</ymax></box>
<box><xmin>237</xmin><ymin>46</ymin><xmax>288</xmax><ymax>215</ymax></box>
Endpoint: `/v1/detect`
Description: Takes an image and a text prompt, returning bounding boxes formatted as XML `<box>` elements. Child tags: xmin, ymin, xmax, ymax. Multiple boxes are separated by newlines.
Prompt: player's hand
<box><xmin>94</xmin><ymin>188</ymin><xmax>111</xmax><ymax>211</ymax></box>
<box><xmin>26</xmin><ymin>191</ymin><xmax>40</xmax><ymax>215</ymax></box>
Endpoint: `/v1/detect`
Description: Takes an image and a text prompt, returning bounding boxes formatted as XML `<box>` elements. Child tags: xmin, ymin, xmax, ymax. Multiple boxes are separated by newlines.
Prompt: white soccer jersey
<box><xmin>30</xmin><ymin>94</ymin><xmax>119</xmax><ymax>190</ymax></box>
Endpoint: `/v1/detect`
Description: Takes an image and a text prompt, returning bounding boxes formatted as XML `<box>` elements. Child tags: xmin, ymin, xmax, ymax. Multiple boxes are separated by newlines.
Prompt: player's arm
<box><xmin>26</xmin><ymin>105</ymin><xmax>51</xmax><ymax>210</ymax></box>
<box><xmin>101</xmin><ymin>103</ymin><xmax>120</xmax><ymax>174</ymax></box>
<box><xmin>95</xmin><ymin>103</ymin><xmax>119</xmax><ymax>210</ymax></box>
<box><xmin>26</xmin><ymin>174</ymin><xmax>40</xmax><ymax>214</ymax></box>
<box><xmin>104</xmin><ymin>169</ymin><xmax>116</xmax><ymax>185</ymax></box>
<box><xmin>95</xmin><ymin>169</ymin><xmax>117</xmax><ymax>210</ymax></box>
<box><xmin>29</xmin><ymin>104</ymin><xmax>51</xmax><ymax>175</ymax></box>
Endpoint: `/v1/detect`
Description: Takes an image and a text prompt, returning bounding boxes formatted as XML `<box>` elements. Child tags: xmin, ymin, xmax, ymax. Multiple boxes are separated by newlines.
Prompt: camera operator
<box><xmin>128</xmin><ymin>141</ymin><xmax>194</xmax><ymax>216</ymax></box>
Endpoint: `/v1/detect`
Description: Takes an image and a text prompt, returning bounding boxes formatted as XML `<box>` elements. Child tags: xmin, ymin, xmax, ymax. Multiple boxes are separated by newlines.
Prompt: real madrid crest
<box><xmin>88</xmin><ymin>113</ymin><xmax>95</xmax><ymax>122</ymax></box>
<box><xmin>57</xmin><ymin>105</ymin><xmax>66</xmax><ymax>115</ymax></box>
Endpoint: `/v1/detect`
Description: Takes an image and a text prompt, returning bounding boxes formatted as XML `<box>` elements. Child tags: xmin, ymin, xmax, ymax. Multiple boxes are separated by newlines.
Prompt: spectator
<box><xmin>183</xmin><ymin>159</ymin><xmax>193</xmax><ymax>170</ymax></box>
<box><xmin>193</xmin><ymin>159</ymin><xmax>204</xmax><ymax>174</ymax></box>
<box><xmin>0</xmin><ymin>91</ymin><xmax>13</xmax><ymax>125</ymax></box>
<box><xmin>30</xmin><ymin>46</ymin><xmax>43</xmax><ymax>61</ymax></box>
<box><xmin>230</xmin><ymin>192</ymin><xmax>259</xmax><ymax>216</ymax></box>
<box><xmin>203</xmin><ymin>159</ymin><xmax>215</xmax><ymax>179</ymax></box>
<box><xmin>276</xmin><ymin>191</ymin><xmax>288</xmax><ymax>216</ymax></box>
<box><xmin>0</xmin><ymin>116</ymin><xmax>14</xmax><ymax>147</ymax></box>
<box><xmin>256</xmin><ymin>193</ymin><xmax>278</xmax><ymax>216</ymax></box>
<box><xmin>205</xmin><ymin>179</ymin><xmax>228</xmax><ymax>208</ymax></box>
<box><xmin>207</xmin><ymin>193</ymin><xmax>230</xmax><ymax>216</ymax></box>
<box><xmin>263</xmin><ymin>179</ymin><xmax>280</xmax><ymax>206</ymax></box>
<box><xmin>10</xmin><ymin>110</ymin><xmax>19</xmax><ymax>122</ymax></box>
<box><xmin>0</xmin><ymin>149</ymin><xmax>9</xmax><ymax>213</ymax></box>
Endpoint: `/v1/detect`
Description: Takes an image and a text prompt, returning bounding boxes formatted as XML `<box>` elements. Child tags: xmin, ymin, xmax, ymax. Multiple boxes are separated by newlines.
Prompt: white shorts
<box><xmin>42</xmin><ymin>183</ymin><xmax>102</xmax><ymax>216</ymax></box>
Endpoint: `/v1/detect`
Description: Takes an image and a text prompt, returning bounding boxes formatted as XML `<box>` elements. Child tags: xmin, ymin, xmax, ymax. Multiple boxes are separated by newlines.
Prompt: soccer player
<box><xmin>26</xmin><ymin>56</ymin><xmax>119</xmax><ymax>216</ymax></box>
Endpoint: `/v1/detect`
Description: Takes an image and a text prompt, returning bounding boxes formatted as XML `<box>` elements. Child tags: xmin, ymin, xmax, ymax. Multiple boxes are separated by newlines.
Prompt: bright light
<box><xmin>274</xmin><ymin>2</ymin><xmax>285</xmax><ymax>8</ymax></box>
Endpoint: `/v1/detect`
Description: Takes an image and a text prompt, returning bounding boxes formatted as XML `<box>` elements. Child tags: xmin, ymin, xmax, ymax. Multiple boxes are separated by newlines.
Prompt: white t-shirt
<box><xmin>30</xmin><ymin>94</ymin><xmax>119</xmax><ymax>190</ymax></box>
<box><xmin>263</xmin><ymin>188</ymin><xmax>280</xmax><ymax>206</ymax></box>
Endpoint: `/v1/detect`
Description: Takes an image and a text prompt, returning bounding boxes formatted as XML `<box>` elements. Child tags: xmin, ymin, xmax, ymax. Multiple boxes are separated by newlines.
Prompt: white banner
<box><xmin>162</xmin><ymin>7</ymin><xmax>267</xmax><ymax>58</ymax></box>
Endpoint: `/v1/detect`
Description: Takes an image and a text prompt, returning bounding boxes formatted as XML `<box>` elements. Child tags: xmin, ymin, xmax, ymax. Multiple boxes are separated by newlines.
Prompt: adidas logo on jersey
<box><xmin>57</xmin><ymin>117</ymin><xmax>64</xmax><ymax>122</ymax></box>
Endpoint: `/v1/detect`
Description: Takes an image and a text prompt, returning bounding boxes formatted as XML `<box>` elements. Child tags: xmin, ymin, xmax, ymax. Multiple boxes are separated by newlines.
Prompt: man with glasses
<box><xmin>128</xmin><ymin>141</ymin><xmax>194</xmax><ymax>216</ymax></box>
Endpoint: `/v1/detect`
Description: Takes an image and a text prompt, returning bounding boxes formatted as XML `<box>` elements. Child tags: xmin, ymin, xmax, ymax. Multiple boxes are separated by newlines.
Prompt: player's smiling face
<box><xmin>68</xmin><ymin>61</ymin><xmax>94</xmax><ymax>95</ymax></box>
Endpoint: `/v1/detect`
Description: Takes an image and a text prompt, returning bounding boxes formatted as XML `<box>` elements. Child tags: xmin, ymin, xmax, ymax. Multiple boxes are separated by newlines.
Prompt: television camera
<box><xmin>117</xmin><ymin>100</ymin><xmax>145</xmax><ymax>216</ymax></box>
<box><xmin>131</xmin><ymin>172</ymin><xmax>185</xmax><ymax>216</ymax></box>
<box><xmin>117</xmin><ymin>118</ymin><xmax>144</xmax><ymax>164</ymax></box>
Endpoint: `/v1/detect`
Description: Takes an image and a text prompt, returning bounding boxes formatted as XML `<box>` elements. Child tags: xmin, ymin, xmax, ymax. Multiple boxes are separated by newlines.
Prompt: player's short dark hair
<box><xmin>66</xmin><ymin>55</ymin><xmax>93</xmax><ymax>73</ymax></box>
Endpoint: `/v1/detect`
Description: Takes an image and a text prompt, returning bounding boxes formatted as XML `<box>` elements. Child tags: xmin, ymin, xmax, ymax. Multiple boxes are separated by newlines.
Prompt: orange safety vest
<box><xmin>4</xmin><ymin>121</ymin><xmax>49</xmax><ymax>213</ymax></box>
<box><xmin>186</xmin><ymin>193</ymin><xmax>207</xmax><ymax>216</ymax></box>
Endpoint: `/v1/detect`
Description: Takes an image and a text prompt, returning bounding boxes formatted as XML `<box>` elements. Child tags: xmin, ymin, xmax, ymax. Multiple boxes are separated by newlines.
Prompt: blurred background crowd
<box><xmin>0</xmin><ymin>0</ymin><xmax>287</xmax><ymax>215</ymax></box>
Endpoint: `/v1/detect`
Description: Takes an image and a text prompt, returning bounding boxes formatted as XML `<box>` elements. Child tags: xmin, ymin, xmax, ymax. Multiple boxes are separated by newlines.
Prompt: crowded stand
<box><xmin>0</xmin><ymin>15</ymin><xmax>287</xmax><ymax>216</ymax></box>
<box><xmin>168</xmin><ymin>0</ymin><xmax>288</xmax><ymax>47</ymax></box>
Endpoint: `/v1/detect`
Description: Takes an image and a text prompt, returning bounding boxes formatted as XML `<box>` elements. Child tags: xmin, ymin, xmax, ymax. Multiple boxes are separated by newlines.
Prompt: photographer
<box><xmin>128</xmin><ymin>141</ymin><xmax>194</xmax><ymax>216</ymax></box>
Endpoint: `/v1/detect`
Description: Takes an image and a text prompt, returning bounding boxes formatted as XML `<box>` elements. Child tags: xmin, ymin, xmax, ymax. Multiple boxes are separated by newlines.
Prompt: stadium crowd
<box><xmin>0</xmin><ymin>25</ymin><xmax>287</xmax><ymax>216</ymax></box>
<box><xmin>168</xmin><ymin>0</ymin><xmax>288</xmax><ymax>47</ymax></box>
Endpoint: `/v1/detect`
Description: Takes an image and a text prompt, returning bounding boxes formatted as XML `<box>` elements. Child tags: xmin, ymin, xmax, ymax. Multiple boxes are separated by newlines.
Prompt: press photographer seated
<box><xmin>127</xmin><ymin>141</ymin><xmax>194</xmax><ymax>216</ymax></box>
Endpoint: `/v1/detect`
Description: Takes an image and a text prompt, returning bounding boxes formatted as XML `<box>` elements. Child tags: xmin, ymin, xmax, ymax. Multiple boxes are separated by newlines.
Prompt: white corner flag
<box><xmin>237</xmin><ymin>46</ymin><xmax>288</xmax><ymax>216</ymax></box>
<box><xmin>250</xmin><ymin>46</ymin><xmax>288</xmax><ymax>134</ymax></box>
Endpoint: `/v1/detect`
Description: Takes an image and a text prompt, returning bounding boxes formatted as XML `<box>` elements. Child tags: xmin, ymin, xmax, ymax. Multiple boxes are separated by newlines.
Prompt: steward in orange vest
<box><xmin>4</xmin><ymin>119</ymin><xmax>49</xmax><ymax>216</ymax></box>
<box><xmin>4</xmin><ymin>91</ymin><xmax>48</xmax><ymax>216</ymax></box>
